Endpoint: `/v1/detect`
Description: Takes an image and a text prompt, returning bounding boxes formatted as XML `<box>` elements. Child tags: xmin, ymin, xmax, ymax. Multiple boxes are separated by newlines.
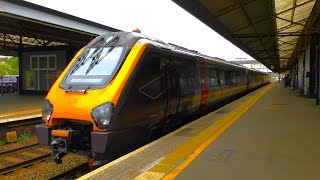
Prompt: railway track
<box><xmin>49</xmin><ymin>163</ymin><xmax>90</xmax><ymax>180</ymax></box>
<box><xmin>0</xmin><ymin>117</ymin><xmax>90</xmax><ymax>178</ymax></box>
<box><xmin>0</xmin><ymin>117</ymin><xmax>43</xmax><ymax>142</ymax></box>
<box><xmin>0</xmin><ymin>143</ymin><xmax>51</xmax><ymax>175</ymax></box>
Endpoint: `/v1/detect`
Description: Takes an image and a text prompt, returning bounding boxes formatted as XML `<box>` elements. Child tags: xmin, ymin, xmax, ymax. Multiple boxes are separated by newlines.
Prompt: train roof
<box><xmin>97</xmin><ymin>32</ymin><xmax>269</xmax><ymax>74</ymax></box>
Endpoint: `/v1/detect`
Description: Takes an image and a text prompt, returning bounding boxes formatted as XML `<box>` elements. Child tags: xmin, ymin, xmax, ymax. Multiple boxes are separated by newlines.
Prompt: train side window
<box><xmin>136</xmin><ymin>53</ymin><xmax>169</xmax><ymax>100</ymax></box>
<box><xmin>139</xmin><ymin>73</ymin><xmax>169</xmax><ymax>99</ymax></box>
<box><xmin>225</xmin><ymin>71</ymin><xmax>236</xmax><ymax>85</ymax></box>
<box><xmin>231</xmin><ymin>72</ymin><xmax>237</xmax><ymax>84</ymax></box>
<box><xmin>249</xmin><ymin>72</ymin><xmax>255</xmax><ymax>82</ymax></box>
<box><xmin>236</xmin><ymin>72</ymin><xmax>240</xmax><ymax>84</ymax></box>
<box><xmin>208</xmin><ymin>68</ymin><xmax>219</xmax><ymax>87</ymax></box>
<box><xmin>175</xmin><ymin>57</ymin><xmax>197</xmax><ymax>97</ymax></box>
<box><xmin>242</xmin><ymin>71</ymin><xmax>247</xmax><ymax>83</ymax></box>
<box><xmin>225</xmin><ymin>71</ymin><xmax>232</xmax><ymax>85</ymax></box>
<box><xmin>219</xmin><ymin>71</ymin><xmax>225</xmax><ymax>85</ymax></box>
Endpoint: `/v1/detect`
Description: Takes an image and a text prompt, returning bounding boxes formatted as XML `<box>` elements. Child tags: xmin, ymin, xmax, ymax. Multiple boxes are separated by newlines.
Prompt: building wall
<box><xmin>304</xmin><ymin>43</ymin><xmax>311</xmax><ymax>96</ymax></box>
<box><xmin>297</xmin><ymin>43</ymin><xmax>311</xmax><ymax>96</ymax></box>
<box><xmin>298</xmin><ymin>51</ymin><xmax>304</xmax><ymax>92</ymax></box>
<box><xmin>21</xmin><ymin>51</ymin><xmax>66</xmax><ymax>93</ymax></box>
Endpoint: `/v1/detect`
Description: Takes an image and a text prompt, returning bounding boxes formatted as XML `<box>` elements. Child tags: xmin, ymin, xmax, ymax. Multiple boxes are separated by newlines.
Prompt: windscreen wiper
<box><xmin>85</xmin><ymin>36</ymin><xmax>119</xmax><ymax>75</ymax></box>
<box><xmin>70</xmin><ymin>50</ymin><xmax>90</xmax><ymax>74</ymax></box>
<box><xmin>70</xmin><ymin>38</ymin><xmax>105</xmax><ymax>74</ymax></box>
<box><xmin>85</xmin><ymin>48</ymin><xmax>104</xmax><ymax>74</ymax></box>
<box><xmin>95</xmin><ymin>46</ymin><xmax>115</xmax><ymax>64</ymax></box>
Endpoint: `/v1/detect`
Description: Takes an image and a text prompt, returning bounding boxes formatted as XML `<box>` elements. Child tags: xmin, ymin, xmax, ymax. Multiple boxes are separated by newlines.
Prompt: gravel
<box><xmin>0</xmin><ymin>137</ymin><xmax>89</xmax><ymax>179</ymax></box>
<box><xmin>0</xmin><ymin>153</ymin><xmax>89</xmax><ymax>179</ymax></box>
<box><xmin>0</xmin><ymin>136</ymin><xmax>38</xmax><ymax>153</ymax></box>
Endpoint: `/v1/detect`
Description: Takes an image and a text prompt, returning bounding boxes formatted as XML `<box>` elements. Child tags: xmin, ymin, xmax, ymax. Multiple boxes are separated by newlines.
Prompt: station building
<box><xmin>0</xmin><ymin>0</ymin><xmax>119</xmax><ymax>94</ymax></box>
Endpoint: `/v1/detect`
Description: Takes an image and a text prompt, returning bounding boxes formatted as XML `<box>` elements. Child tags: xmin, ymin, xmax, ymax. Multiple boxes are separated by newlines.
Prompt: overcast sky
<box><xmin>23</xmin><ymin>0</ymin><xmax>253</xmax><ymax>61</ymax></box>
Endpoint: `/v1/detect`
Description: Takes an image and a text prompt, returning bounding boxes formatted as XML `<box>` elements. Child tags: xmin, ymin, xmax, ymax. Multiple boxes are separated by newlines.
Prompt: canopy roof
<box><xmin>0</xmin><ymin>0</ymin><xmax>119</xmax><ymax>55</ymax></box>
<box><xmin>173</xmin><ymin>0</ymin><xmax>320</xmax><ymax>72</ymax></box>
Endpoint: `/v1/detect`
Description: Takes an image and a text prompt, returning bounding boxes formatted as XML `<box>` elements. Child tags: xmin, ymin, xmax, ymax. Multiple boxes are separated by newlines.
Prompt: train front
<box><xmin>36</xmin><ymin>32</ymin><xmax>145</xmax><ymax>167</ymax></box>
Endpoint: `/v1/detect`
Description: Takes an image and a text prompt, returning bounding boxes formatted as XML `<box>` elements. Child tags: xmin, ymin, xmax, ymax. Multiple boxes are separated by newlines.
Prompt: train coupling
<box><xmin>51</xmin><ymin>150</ymin><xmax>66</xmax><ymax>164</ymax></box>
<box><xmin>50</xmin><ymin>129</ymin><xmax>77</xmax><ymax>164</ymax></box>
<box><xmin>50</xmin><ymin>138</ymin><xmax>68</xmax><ymax>164</ymax></box>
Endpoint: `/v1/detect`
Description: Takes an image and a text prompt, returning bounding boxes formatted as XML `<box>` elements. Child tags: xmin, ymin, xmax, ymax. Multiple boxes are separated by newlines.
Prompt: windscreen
<box><xmin>62</xmin><ymin>46</ymin><xmax>124</xmax><ymax>87</ymax></box>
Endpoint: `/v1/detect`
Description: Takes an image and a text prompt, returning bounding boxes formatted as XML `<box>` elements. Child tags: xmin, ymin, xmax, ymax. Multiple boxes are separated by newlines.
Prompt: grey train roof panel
<box><xmin>0</xmin><ymin>0</ymin><xmax>120</xmax><ymax>36</ymax></box>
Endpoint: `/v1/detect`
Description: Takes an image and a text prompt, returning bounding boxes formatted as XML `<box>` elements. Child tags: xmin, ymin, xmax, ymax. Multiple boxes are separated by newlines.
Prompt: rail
<box><xmin>48</xmin><ymin>163</ymin><xmax>89</xmax><ymax>180</ymax></box>
<box><xmin>0</xmin><ymin>144</ymin><xmax>51</xmax><ymax>175</ymax></box>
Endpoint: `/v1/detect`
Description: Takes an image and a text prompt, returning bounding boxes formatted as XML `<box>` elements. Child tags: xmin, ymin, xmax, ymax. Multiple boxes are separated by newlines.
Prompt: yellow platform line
<box><xmin>134</xmin><ymin>84</ymin><xmax>273</xmax><ymax>180</ymax></box>
<box><xmin>0</xmin><ymin>108</ymin><xmax>42</xmax><ymax>118</ymax></box>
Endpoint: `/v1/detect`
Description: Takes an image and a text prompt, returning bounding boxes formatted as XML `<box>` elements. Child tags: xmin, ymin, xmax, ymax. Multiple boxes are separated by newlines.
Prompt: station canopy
<box><xmin>0</xmin><ymin>0</ymin><xmax>119</xmax><ymax>56</ymax></box>
<box><xmin>275</xmin><ymin>0</ymin><xmax>319</xmax><ymax>70</ymax></box>
<box><xmin>173</xmin><ymin>0</ymin><xmax>320</xmax><ymax>72</ymax></box>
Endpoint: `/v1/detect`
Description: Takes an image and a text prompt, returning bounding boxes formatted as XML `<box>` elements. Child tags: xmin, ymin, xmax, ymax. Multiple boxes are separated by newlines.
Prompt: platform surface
<box><xmin>0</xmin><ymin>94</ymin><xmax>44</xmax><ymax>123</ymax></box>
<box><xmin>79</xmin><ymin>82</ymin><xmax>320</xmax><ymax>180</ymax></box>
<box><xmin>176</xmin><ymin>83</ymin><xmax>320</xmax><ymax>180</ymax></box>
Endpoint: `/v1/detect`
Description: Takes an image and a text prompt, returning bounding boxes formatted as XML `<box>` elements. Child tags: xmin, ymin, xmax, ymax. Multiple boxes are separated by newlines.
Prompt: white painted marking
<box><xmin>140</xmin><ymin>157</ymin><xmax>164</xmax><ymax>173</ymax></box>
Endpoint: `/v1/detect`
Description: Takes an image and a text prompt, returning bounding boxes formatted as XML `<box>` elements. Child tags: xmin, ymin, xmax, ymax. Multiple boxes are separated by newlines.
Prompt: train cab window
<box><xmin>72</xmin><ymin>46</ymin><xmax>123</xmax><ymax>76</ymax></box>
<box><xmin>219</xmin><ymin>71</ymin><xmax>225</xmax><ymax>85</ymax></box>
<box><xmin>62</xmin><ymin>46</ymin><xmax>124</xmax><ymax>87</ymax></box>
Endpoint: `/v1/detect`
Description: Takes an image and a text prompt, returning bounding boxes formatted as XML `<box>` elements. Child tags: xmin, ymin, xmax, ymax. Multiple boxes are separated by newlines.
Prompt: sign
<box><xmin>26</xmin><ymin>70</ymin><xmax>36</xmax><ymax>90</ymax></box>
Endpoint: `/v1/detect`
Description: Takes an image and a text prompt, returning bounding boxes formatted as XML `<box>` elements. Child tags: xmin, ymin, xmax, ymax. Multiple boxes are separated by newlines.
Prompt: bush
<box><xmin>0</xmin><ymin>139</ymin><xmax>7</xmax><ymax>146</ymax></box>
<box><xmin>18</xmin><ymin>132</ymin><xmax>32</xmax><ymax>141</ymax></box>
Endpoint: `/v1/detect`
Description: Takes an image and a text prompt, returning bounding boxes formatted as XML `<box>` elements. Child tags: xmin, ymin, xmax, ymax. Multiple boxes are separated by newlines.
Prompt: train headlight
<box><xmin>91</xmin><ymin>102</ymin><xmax>114</xmax><ymax>128</ymax></box>
<box><xmin>42</xmin><ymin>99</ymin><xmax>53</xmax><ymax>122</ymax></box>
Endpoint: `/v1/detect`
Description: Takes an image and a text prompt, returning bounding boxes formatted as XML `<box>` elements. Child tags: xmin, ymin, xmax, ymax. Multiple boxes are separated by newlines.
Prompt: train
<box><xmin>36</xmin><ymin>32</ymin><xmax>270</xmax><ymax>169</ymax></box>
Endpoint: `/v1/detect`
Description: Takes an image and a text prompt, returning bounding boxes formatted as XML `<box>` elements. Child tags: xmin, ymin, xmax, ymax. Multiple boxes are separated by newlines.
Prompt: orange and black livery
<box><xmin>36</xmin><ymin>32</ymin><xmax>269</xmax><ymax>169</ymax></box>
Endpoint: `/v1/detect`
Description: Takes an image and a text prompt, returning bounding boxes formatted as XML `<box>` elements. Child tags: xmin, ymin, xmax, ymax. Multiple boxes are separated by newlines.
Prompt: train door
<box><xmin>165</xmin><ymin>60</ymin><xmax>180</xmax><ymax>117</ymax></box>
<box><xmin>199</xmin><ymin>59</ymin><xmax>208</xmax><ymax>108</ymax></box>
<box><xmin>246</xmin><ymin>69</ymin><xmax>249</xmax><ymax>89</ymax></box>
<box><xmin>175</xmin><ymin>57</ymin><xmax>200</xmax><ymax>115</ymax></box>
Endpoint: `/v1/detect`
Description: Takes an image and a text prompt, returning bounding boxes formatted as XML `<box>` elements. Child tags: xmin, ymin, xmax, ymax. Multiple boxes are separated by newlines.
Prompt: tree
<box><xmin>0</xmin><ymin>63</ymin><xmax>10</xmax><ymax>76</ymax></box>
<box><xmin>0</xmin><ymin>57</ymin><xmax>19</xmax><ymax>76</ymax></box>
